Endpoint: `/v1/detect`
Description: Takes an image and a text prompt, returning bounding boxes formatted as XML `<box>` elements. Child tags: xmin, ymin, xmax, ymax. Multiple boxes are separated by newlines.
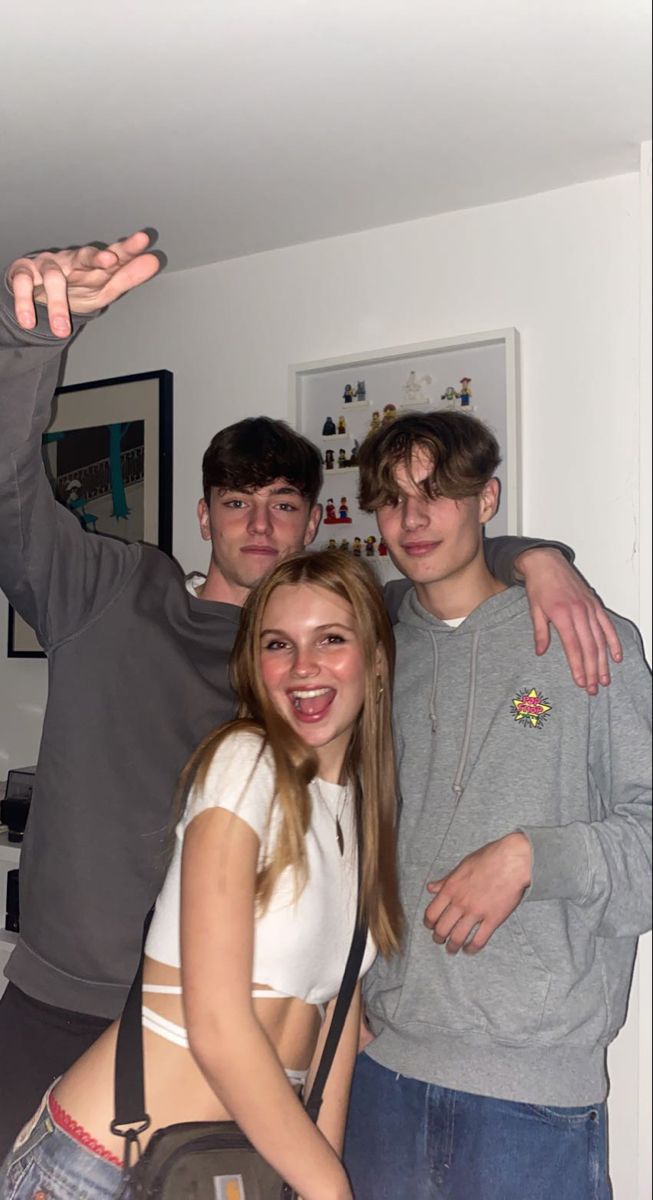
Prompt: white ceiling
<box><xmin>3</xmin><ymin>0</ymin><xmax>651</xmax><ymax>273</ymax></box>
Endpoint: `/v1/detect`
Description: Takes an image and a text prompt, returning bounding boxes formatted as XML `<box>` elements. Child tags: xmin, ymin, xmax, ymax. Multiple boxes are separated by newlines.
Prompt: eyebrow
<box><xmin>220</xmin><ymin>485</ymin><xmax>302</xmax><ymax>498</ymax></box>
<box><xmin>260</xmin><ymin>622</ymin><xmax>355</xmax><ymax>637</ymax></box>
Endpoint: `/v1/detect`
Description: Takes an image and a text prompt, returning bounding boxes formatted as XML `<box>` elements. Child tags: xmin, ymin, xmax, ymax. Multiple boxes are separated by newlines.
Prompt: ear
<box><xmin>197</xmin><ymin>497</ymin><xmax>212</xmax><ymax>542</ymax></box>
<box><xmin>479</xmin><ymin>478</ymin><xmax>500</xmax><ymax>525</ymax></box>
<box><xmin>303</xmin><ymin>503</ymin><xmax>322</xmax><ymax>547</ymax></box>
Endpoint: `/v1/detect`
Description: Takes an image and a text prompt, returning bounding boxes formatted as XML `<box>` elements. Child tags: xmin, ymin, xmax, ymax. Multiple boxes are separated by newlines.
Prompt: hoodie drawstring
<box><xmin>451</xmin><ymin>630</ymin><xmax>481</xmax><ymax>801</ymax></box>
<box><xmin>428</xmin><ymin>634</ymin><xmax>439</xmax><ymax>731</ymax></box>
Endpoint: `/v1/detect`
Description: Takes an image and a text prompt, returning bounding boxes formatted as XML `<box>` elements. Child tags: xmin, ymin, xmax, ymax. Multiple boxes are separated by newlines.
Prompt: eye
<box><xmin>262</xmin><ymin>638</ymin><xmax>290</xmax><ymax>652</ymax></box>
<box><xmin>275</xmin><ymin>502</ymin><xmax>299</xmax><ymax>512</ymax></box>
<box><xmin>321</xmin><ymin>634</ymin><xmax>346</xmax><ymax>646</ymax></box>
<box><xmin>224</xmin><ymin>498</ymin><xmax>247</xmax><ymax>509</ymax></box>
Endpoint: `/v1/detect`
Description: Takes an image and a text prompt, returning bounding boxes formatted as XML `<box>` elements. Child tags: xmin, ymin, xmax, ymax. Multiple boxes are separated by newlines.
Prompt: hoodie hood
<box><xmin>397</xmin><ymin>587</ymin><xmax>529</xmax><ymax>800</ymax></box>
<box><xmin>398</xmin><ymin>583</ymin><xmax>529</xmax><ymax>636</ymax></box>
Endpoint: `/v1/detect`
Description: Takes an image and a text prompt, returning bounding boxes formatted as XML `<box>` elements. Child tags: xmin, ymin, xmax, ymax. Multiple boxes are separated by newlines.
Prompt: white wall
<box><xmin>0</xmin><ymin>167</ymin><xmax>649</xmax><ymax>1194</ymax></box>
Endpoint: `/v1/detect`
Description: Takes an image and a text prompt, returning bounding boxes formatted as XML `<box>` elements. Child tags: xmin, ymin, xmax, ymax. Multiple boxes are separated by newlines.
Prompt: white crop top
<box><xmin>146</xmin><ymin>731</ymin><xmax>376</xmax><ymax>1005</ymax></box>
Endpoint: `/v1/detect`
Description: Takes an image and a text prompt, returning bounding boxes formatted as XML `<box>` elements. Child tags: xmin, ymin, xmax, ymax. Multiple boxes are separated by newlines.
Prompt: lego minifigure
<box><xmin>337</xmin><ymin>415</ymin><xmax>347</xmax><ymax>434</ymax></box>
<box><xmin>458</xmin><ymin>377</ymin><xmax>472</xmax><ymax>407</ymax></box>
<box><xmin>382</xmin><ymin>403</ymin><xmax>397</xmax><ymax>426</ymax></box>
<box><xmin>322</xmin><ymin>416</ymin><xmax>337</xmax><ymax>436</ymax></box>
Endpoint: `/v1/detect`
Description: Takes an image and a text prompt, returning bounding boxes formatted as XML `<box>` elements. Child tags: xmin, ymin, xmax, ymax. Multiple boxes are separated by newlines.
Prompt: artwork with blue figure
<box><xmin>108</xmin><ymin>423</ymin><xmax>131</xmax><ymax>520</ymax></box>
<box><xmin>41</xmin><ymin>420</ymin><xmax>145</xmax><ymax>541</ymax></box>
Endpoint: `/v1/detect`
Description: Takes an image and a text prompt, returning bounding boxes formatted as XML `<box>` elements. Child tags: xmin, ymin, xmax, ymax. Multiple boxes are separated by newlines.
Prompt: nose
<box><xmin>401</xmin><ymin>494</ymin><xmax>428</xmax><ymax>531</ymax></box>
<box><xmin>291</xmin><ymin>646</ymin><xmax>320</xmax><ymax>678</ymax></box>
<box><xmin>247</xmin><ymin>501</ymin><xmax>273</xmax><ymax>536</ymax></box>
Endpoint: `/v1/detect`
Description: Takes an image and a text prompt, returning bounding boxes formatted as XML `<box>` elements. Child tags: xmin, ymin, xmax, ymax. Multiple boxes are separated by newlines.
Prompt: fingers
<box><xmin>106</xmin><ymin>230</ymin><xmax>152</xmax><ymax>263</ymax></box>
<box><xmin>9</xmin><ymin>256</ymin><xmax>72</xmax><ymax>338</ymax></box>
<box><xmin>596</xmin><ymin>604</ymin><xmax>623</xmax><ymax>665</ymax></box>
<box><xmin>463</xmin><ymin>919</ymin><xmax>493</xmax><ymax>954</ymax></box>
<box><xmin>444</xmin><ymin>914</ymin><xmax>478</xmax><ymax>954</ymax></box>
<box><xmin>7</xmin><ymin>261</ymin><xmax>39</xmax><ymax>330</ymax></box>
<box><xmin>531</xmin><ymin>604</ymin><xmax>551</xmax><ymax>658</ymax></box>
<box><xmin>548</xmin><ymin>607</ymin><xmax>589</xmax><ymax>691</ymax></box>
<box><xmin>7</xmin><ymin>233</ymin><xmax>160</xmax><ymax>332</ymax></box>
<box><xmin>38</xmin><ymin>259</ymin><xmax>74</xmax><ymax>337</ymax></box>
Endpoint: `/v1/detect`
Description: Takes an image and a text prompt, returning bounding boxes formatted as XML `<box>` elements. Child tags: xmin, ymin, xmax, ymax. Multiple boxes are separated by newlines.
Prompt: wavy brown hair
<box><xmin>358</xmin><ymin>409</ymin><xmax>501</xmax><ymax>511</ymax></box>
<box><xmin>180</xmin><ymin>550</ymin><xmax>402</xmax><ymax>957</ymax></box>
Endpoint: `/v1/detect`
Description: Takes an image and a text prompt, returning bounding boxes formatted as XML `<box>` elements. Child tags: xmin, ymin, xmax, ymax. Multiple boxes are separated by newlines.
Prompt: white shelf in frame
<box><xmin>289</xmin><ymin>328</ymin><xmax>521</xmax><ymax>540</ymax></box>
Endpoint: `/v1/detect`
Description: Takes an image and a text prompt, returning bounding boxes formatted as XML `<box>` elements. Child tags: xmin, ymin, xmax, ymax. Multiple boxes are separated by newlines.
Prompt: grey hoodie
<box><xmin>365</xmin><ymin>585</ymin><xmax>651</xmax><ymax>1106</ymax></box>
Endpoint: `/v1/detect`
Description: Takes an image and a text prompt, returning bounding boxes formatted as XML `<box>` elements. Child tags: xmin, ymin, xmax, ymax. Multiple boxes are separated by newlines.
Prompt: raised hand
<box><xmin>7</xmin><ymin>231</ymin><xmax>161</xmax><ymax>338</ymax></box>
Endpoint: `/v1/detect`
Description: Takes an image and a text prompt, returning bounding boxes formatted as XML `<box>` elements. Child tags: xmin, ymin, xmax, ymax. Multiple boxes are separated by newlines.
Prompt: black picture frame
<box><xmin>7</xmin><ymin>369</ymin><xmax>173</xmax><ymax>658</ymax></box>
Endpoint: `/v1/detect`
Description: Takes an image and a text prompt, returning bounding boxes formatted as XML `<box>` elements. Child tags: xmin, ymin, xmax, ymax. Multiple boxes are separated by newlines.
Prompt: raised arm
<box><xmin>0</xmin><ymin>233</ymin><xmax>160</xmax><ymax>648</ymax></box>
<box><xmin>180</xmin><ymin>806</ymin><xmax>352</xmax><ymax>1200</ymax></box>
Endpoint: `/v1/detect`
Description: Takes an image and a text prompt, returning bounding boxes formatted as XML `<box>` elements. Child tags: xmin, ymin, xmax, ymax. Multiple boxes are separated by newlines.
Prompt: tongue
<box><xmin>296</xmin><ymin>691</ymin><xmax>334</xmax><ymax>717</ymax></box>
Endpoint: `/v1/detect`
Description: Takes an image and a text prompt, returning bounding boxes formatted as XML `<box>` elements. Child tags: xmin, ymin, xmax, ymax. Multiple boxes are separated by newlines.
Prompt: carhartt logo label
<box><xmin>511</xmin><ymin>688</ymin><xmax>552</xmax><ymax>730</ymax></box>
<box><xmin>213</xmin><ymin>1176</ymin><xmax>245</xmax><ymax>1200</ymax></box>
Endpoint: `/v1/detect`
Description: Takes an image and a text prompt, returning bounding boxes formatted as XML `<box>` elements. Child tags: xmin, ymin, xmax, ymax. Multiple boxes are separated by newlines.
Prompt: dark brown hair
<box><xmin>202</xmin><ymin>417</ymin><xmax>322</xmax><ymax>507</ymax></box>
<box><xmin>358</xmin><ymin>410</ymin><xmax>501</xmax><ymax>511</ymax></box>
<box><xmin>180</xmin><ymin>550</ymin><xmax>403</xmax><ymax>957</ymax></box>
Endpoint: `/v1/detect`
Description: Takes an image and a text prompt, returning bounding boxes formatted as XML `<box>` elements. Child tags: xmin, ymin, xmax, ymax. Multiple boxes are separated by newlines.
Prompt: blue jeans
<box><xmin>344</xmin><ymin>1053</ymin><xmax>611</xmax><ymax>1200</ymax></box>
<box><xmin>0</xmin><ymin>1089</ymin><xmax>122</xmax><ymax>1200</ymax></box>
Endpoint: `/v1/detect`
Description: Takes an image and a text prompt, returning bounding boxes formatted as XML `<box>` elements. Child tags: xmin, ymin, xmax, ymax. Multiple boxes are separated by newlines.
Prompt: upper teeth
<box><xmin>291</xmin><ymin>688</ymin><xmax>331</xmax><ymax>698</ymax></box>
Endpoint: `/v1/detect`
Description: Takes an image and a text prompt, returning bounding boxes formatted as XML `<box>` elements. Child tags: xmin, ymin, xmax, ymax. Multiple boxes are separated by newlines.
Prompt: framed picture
<box><xmin>7</xmin><ymin>370</ymin><xmax>173</xmax><ymax>658</ymax></box>
<box><xmin>289</xmin><ymin>329</ymin><xmax>520</xmax><ymax>581</ymax></box>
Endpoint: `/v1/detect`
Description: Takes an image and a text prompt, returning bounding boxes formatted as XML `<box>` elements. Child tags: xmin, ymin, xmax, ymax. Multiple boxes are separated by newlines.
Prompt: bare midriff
<box><xmin>54</xmin><ymin>955</ymin><xmax>322</xmax><ymax>1159</ymax></box>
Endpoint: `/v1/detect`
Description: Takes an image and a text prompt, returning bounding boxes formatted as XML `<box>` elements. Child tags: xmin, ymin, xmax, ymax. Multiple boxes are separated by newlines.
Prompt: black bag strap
<box><xmin>112</xmin><ymin>838</ymin><xmax>367</xmax><ymax>1143</ymax></box>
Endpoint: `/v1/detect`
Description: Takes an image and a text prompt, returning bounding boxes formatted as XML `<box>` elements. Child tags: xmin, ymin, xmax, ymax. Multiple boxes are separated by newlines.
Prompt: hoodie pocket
<box><xmin>394</xmin><ymin>871</ymin><xmax>552</xmax><ymax>1042</ymax></box>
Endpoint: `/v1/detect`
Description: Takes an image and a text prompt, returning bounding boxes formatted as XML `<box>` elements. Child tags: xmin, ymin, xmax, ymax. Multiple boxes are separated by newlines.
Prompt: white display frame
<box><xmin>289</xmin><ymin>329</ymin><xmax>521</xmax><ymax>579</ymax></box>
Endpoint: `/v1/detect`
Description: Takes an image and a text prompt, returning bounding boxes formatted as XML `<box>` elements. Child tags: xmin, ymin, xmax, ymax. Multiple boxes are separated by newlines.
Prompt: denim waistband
<box><xmin>6</xmin><ymin>1086</ymin><xmax>122</xmax><ymax>1200</ymax></box>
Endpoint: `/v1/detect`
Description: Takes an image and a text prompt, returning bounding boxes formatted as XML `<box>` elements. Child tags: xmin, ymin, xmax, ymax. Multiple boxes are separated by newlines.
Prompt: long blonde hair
<box><xmin>181</xmin><ymin>550</ymin><xmax>402</xmax><ymax>957</ymax></box>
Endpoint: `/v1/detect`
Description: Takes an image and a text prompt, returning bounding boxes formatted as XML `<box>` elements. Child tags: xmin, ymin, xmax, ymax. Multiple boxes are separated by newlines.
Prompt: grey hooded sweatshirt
<box><xmin>365</xmin><ymin>585</ymin><xmax>651</xmax><ymax>1106</ymax></box>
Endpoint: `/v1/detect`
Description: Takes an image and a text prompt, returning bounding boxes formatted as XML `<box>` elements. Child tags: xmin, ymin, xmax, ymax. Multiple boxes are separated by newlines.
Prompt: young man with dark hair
<box><xmin>0</xmin><ymin>233</ymin><xmax>620</xmax><ymax>1151</ymax></box>
<box><xmin>345</xmin><ymin>411</ymin><xmax>652</xmax><ymax>1200</ymax></box>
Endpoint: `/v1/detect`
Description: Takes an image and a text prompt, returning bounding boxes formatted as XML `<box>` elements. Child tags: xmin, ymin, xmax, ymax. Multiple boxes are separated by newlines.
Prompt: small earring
<box><xmin>376</xmin><ymin>680</ymin><xmax>384</xmax><ymax>703</ymax></box>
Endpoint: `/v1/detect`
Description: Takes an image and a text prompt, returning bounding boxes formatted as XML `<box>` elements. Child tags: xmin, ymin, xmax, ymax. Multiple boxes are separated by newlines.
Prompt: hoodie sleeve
<box><xmin>483</xmin><ymin>535</ymin><xmax>574</xmax><ymax>584</ymax></box>
<box><xmin>0</xmin><ymin>274</ymin><xmax>140</xmax><ymax>651</ymax></box>
<box><xmin>521</xmin><ymin>622</ymin><xmax>652</xmax><ymax>937</ymax></box>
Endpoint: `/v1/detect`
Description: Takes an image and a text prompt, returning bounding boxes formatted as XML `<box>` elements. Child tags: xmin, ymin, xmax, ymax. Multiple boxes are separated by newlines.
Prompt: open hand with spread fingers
<box><xmin>7</xmin><ymin>231</ymin><xmax>161</xmax><ymax>338</ymax></box>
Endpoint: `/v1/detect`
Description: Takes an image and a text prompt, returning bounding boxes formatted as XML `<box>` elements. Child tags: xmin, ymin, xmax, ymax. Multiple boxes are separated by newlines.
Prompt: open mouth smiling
<box><xmin>287</xmin><ymin>687</ymin><xmax>336</xmax><ymax>722</ymax></box>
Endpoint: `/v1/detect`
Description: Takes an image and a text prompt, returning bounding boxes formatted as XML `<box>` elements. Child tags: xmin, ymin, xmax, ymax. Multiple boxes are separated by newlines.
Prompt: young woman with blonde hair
<box><xmin>0</xmin><ymin>549</ymin><xmax>402</xmax><ymax>1200</ymax></box>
